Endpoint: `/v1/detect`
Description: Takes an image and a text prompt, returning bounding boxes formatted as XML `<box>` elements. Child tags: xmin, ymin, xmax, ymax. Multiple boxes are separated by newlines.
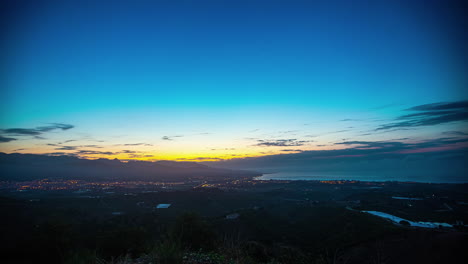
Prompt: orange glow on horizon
<box><xmin>1</xmin><ymin>141</ymin><xmax>349</xmax><ymax>162</ymax></box>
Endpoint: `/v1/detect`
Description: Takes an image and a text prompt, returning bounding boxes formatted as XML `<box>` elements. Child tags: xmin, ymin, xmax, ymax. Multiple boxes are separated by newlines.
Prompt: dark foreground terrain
<box><xmin>1</xmin><ymin>179</ymin><xmax>467</xmax><ymax>264</ymax></box>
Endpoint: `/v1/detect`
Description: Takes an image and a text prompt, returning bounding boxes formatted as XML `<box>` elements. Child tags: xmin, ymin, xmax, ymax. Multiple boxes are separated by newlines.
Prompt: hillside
<box><xmin>0</xmin><ymin>153</ymin><xmax>260</xmax><ymax>182</ymax></box>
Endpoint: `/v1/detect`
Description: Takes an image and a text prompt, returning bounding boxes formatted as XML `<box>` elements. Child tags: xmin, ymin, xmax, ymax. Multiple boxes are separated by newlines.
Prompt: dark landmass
<box><xmin>1</xmin><ymin>171</ymin><xmax>467</xmax><ymax>263</ymax></box>
<box><xmin>203</xmin><ymin>146</ymin><xmax>468</xmax><ymax>183</ymax></box>
<box><xmin>0</xmin><ymin>153</ymin><xmax>259</xmax><ymax>182</ymax></box>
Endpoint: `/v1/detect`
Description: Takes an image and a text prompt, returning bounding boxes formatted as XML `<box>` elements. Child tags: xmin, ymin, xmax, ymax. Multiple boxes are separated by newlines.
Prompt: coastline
<box><xmin>253</xmin><ymin>172</ymin><xmax>468</xmax><ymax>184</ymax></box>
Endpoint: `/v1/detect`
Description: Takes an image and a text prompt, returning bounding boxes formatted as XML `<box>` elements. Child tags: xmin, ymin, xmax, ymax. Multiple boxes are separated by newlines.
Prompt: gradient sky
<box><xmin>1</xmin><ymin>0</ymin><xmax>467</xmax><ymax>163</ymax></box>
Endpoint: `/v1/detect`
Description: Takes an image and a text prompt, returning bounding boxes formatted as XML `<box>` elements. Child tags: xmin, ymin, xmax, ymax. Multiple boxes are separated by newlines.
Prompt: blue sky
<box><xmin>1</xmin><ymin>0</ymin><xmax>467</xmax><ymax>172</ymax></box>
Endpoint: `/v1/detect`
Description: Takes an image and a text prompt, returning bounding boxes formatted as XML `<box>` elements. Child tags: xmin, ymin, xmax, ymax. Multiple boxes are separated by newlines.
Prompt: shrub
<box><xmin>171</xmin><ymin>212</ymin><xmax>217</xmax><ymax>251</ymax></box>
<box><xmin>151</xmin><ymin>237</ymin><xmax>183</xmax><ymax>264</ymax></box>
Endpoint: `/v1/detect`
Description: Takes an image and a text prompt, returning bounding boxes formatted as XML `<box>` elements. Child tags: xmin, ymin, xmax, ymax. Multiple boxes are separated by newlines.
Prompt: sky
<box><xmin>1</xmin><ymin>0</ymin><xmax>467</xmax><ymax>178</ymax></box>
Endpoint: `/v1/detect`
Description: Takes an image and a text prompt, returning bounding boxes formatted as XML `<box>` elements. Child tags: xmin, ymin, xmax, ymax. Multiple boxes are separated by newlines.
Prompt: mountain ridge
<box><xmin>0</xmin><ymin>152</ymin><xmax>259</xmax><ymax>182</ymax></box>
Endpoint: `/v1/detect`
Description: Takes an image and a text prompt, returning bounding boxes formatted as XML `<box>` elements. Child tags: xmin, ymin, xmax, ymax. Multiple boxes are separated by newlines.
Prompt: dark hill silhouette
<box><xmin>0</xmin><ymin>153</ymin><xmax>259</xmax><ymax>182</ymax></box>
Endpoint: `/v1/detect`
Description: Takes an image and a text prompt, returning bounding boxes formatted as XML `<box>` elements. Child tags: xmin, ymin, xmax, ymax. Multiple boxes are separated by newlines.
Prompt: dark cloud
<box><xmin>334</xmin><ymin>140</ymin><xmax>408</xmax><ymax>152</ymax></box>
<box><xmin>113</xmin><ymin>143</ymin><xmax>153</xmax><ymax>146</ymax></box>
<box><xmin>46</xmin><ymin>152</ymin><xmax>79</xmax><ymax>157</ymax></box>
<box><xmin>120</xmin><ymin>150</ymin><xmax>137</xmax><ymax>154</ymax></box>
<box><xmin>335</xmin><ymin>137</ymin><xmax>468</xmax><ymax>152</ymax></box>
<box><xmin>36</xmin><ymin>123</ymin><xmax>74</xmax><ymax>132</ymax></box>
<box><xmin>76</xmin><ymin>150</ymin><xmax>115</xmax><ymax>155</ymax></box>
<box><xmin>162</xmin><ymin>135</ymin><xmax>183</xmax><ymax>141</ymax></box>
<box><xmin>0</xmin><ymin>123</ymin><xmax>74</xmax><ymax>137</ymax></box>
<box><xmin>178</xmin><ymin>157</ymin><xmax>223</xmax><ymax>161</ymax></box>
<box><xmin>255</xmin><ymin>139</ymin><xmax>309</xmax><ymax>147</ymax></box>
<box><xmin>48</xmin><ymin>140</ymin><xmax>78</xmax><ymax>145</ymax></box>
<box><xmin>82</xmin><ymin>145</ymin><xmax>103</xmax><ymax>148</ymax></box>
<box><xmin>281</xmin><ymin>149</ymin><xmax>304</xmax><ymax>152</ymax></box>
<box><xmin>47</xmin><ymin>148</ymin><xmax>146</xmax><ymax>157</ymax></box>
<box><xmin>208</xmin><ymin>137</ymin><xmax>468</xmax><ymax>181</ymax></box>
<box><xmin>407</xmin><ymin>101</ymin><xmax>468</xmax><ymax>111</ymax></box>
<box><xmin>55</xmin><ymin>146</ymin><xmax>79</xmax><ymax>151</ymax></box>
<box><xmin>1</xmin><ymin>128</ymin><xmax>41</xmax><ymax>135</ymax></box>
<box><xmin>377</xmin><ymin>101</ymin><xmax>468</xmax><ymax>130</ymax></box>
<box><xmin>442</xmin><ymin>131</ymin><xmax>468</xmax><ymax>136</ymax></box>
<box><xmin>71</xmin><ymin>149</ymin><xmax>143</xmax><ymax>156</ymax></box>
<box><xmin>127</xmin><ymin>154</ymin><xmax>155</xmax><ymax>158</ymax></box>
<box><xmin>49</xmin><ymin>144</ymin><xmax>102</xmax><ymax>151</ymax></box>
<box><xmin>0</xmin><ymin>135</ymin><xmax>17</xmax><ymax>143</ymax></box>
<box><xmin>122</xmin><ymin>143</ymin><xmax>153</xmax><ymax>146</ymax></box>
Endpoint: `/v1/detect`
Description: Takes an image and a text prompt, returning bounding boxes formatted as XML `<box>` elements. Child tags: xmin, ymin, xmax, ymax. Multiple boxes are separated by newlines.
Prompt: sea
<box><xmin>254</xmin><ymin>171</ymin><xmax>468</xmax><ymax>183</ymax></box>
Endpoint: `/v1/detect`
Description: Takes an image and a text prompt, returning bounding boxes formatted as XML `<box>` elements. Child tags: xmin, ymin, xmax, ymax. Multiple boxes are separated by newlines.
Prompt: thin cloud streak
<box><xmin>376</xmin><ymin>101</ymin><xmax>468</xmax><ymax>130</ymax></box>
<box><xmin>0</xmin><ymin>136</ymin><xmax>17</xmax><ymax>143</ymax></box>
<box><xmin>255</xmin><ymin>139</ymin><xmax>310</xmax><ymax>147</ymax></box>
<box><xmin>0</xmin><ymin>123</ymin><xmax>75</xmax><ymax>137</ymax></box>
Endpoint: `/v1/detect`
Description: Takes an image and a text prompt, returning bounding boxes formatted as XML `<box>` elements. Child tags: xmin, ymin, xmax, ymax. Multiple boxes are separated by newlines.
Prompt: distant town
<box><xmin>2</xmin><ymin>177</ymin><xmax>467</xmax><ymax>230</ymax></box>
